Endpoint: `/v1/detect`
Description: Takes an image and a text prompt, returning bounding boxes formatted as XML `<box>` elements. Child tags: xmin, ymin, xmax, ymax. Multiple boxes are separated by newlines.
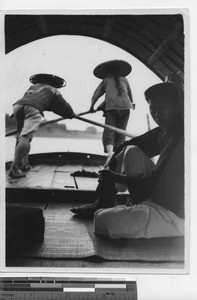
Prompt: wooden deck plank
<box><xmin>6</xmin><ymin>202</ymin><xmax>47</xmax><ymax>210</ymax></box>
<box><xmin>46</xmin><ymin>202</ymin><xmax>74</xmax><ymax>211</ymax></box>
<box><xmin>28</xmin><ymin>164</ymin><xmax>45</xmax><ymax>172</ymax></box>
<box><xmin>81</xmin><ymin>165</ymin><xmax>104</xmax><ymax>173</ymax></box>
<box><xmin>51</xmin><ymin>171</ymin><xmax>76</xmax><ymax>189</ymax></box>
<box><xmin>75</xmin><ymin>177</ymin><xmax>98</xmax><ymax>190</ymax></box>
<box><xmin>81</xmin><ymin>166</ymin><xmax>100</xmax><ymax>173</ymax></box>
<box><xmin>6</xmin><ymin>174</ymin><xmax>27</xmax><ymax>188</ymax></box>
<box><xmin>57</xmin><ymin>165</ymin><xmax>101</xmax><ymax>173</ymax></box>
<box><xmin>69</xmin><ymin>165</ymin><xmax>100</xmax><ymax>190</ymax></box>
<box><xmin>6</xmin><ymin>163</ymin><xmax>102</xmax><ymax>191</ymax></box>
<box><xmin>55</xmin><ymin>165</ymin><xmax>82</xmax><ymax>172</ymax></box>
<box><xmin>35</xmin><ymin>165</ymin><xmax>57</xmax><ymax>172</ymax></box>
<box><xmin>6</xmin><ymin>165</ymin><xmax>57</xmax><ymax>189</ymax></box>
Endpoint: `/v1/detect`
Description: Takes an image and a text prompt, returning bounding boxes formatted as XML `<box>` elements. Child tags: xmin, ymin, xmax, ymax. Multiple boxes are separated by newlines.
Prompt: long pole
<box><xmin>146</xmin><ymin>113</ymin><xmax>151</xmax><ymax>131</ymax></box>
<box><xmin>74</xmin><ymin>115</ymin><xmax>134</xmax><ymax>138</ymax></box>
<box><xmin>5</xmin><ymin>110</ymin><xmax>91</xmax><ymax>137</ymax></box>
<box><xmin>5</xmin><ymin>111</ymin><xmax>134</xmax><ymax>138</ymax></box>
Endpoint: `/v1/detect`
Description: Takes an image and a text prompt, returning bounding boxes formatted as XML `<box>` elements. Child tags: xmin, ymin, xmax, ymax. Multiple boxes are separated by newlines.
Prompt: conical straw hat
<box><xmin>93</xmin><ymin>60</ymin><xmax>132</xmax><ymax>79</ymax></box>
<box><xmin>30</xmin><ymin>73</ymin><xmax>66</xmax><ymax>88</ymax></box>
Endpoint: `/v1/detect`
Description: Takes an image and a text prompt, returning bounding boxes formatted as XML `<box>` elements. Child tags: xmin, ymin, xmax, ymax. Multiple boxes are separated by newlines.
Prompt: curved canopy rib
<box><xmin>4</xmin><ymin>14</ymin><xmax>184</xmax><ymax>81</ymax></box>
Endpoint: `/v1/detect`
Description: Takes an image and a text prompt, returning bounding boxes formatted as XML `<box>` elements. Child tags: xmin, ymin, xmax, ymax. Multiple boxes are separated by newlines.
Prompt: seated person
<box><xmin>71</xmin><ymin>82</ymin><xmax>184</xmax><ymax>239</ymax></box>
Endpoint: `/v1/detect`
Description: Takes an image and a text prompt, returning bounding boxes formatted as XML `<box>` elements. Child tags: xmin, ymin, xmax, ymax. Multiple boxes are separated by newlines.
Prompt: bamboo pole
<box><xmin>5</xmin><ymin>110</ymin><xmax>91</xmax><ymax>137</ymax></box>
<box><xmin>146</xmin><ymin>113</ymin><xmax>151</xmax><ymax>131</ymax></box>
<box><xmin>6</xmin><ymin>110</ymin><xmax>134</xmax><ymax>138</ymax></box>
<box><xmin>74</xmin><ymin>115</ymin><xmax>134</xmax><ymax>138</ymax></box>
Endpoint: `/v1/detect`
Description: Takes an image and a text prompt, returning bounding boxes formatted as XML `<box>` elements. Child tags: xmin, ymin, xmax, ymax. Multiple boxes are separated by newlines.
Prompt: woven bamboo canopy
<box><xmin>4</xmin><ymin>13</ymin><xmax>184</xmax><ymax>81</ymax></box>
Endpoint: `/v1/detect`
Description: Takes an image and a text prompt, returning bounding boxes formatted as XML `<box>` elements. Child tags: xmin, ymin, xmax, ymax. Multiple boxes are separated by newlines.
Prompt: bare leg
<box><xmin>71</xmin><ymin>180</ymin><xmax>117</xmax><ymax>219</ymax></box>
<box><xmin>20</xmin><ymin>147</ymin><xmax>31</xmax><ymax>171</ymax></box>
<box><xmin>9</xmin><ymin>136</ymin><xmax>30</xmax><ymax>178</ymax></box>
<box><xmin>71</xmin><ymin>145</ymin><xmax>156</xmax><ymax>219</ymax></box>
<box><xmin>103</xmin><ymin>144</ymin><xmax>114</xmax><ymax>168</ymax></box>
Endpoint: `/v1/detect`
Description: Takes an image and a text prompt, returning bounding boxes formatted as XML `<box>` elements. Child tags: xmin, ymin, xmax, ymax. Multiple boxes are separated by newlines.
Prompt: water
<box><xmin>5</xmin><ymin>136</ymin><xmax>106</xmax><ymax>162</ymax></box>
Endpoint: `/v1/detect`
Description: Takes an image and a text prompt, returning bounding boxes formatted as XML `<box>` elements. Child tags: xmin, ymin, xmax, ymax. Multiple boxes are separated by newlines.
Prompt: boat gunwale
<box><xmin>6</xmin><ymin>151</ymin><xmax>107</xmax><ymax>168</ymax></box>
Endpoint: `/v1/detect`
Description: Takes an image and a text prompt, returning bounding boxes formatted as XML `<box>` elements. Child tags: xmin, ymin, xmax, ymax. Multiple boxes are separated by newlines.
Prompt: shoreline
<box><xmin>34</xmin><ymin>130</ymin><xmax>102</xmax><ymax>139</ymax></box>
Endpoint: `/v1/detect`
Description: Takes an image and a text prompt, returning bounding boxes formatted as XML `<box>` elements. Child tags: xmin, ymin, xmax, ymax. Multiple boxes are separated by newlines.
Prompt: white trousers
<box><xmin>94</xmin><ymin>145</ymin><xmax>184</xmax><ymax>239</ymax></box>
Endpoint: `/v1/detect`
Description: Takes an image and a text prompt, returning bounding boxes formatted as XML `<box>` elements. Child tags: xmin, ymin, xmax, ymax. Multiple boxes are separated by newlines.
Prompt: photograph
<box><xmin>1</xmin><ymin>10</ymin><xmax>188</xmax><ymax>275</ymax></box>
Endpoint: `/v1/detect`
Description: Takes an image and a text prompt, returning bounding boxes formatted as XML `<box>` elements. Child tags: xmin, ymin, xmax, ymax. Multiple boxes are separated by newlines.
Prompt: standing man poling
<box><xmin>89</xmin><ymin>60</ymin><xmax>135</xmax><ymax>166</ymax></box>
<box><xmin>8</xmin><ymin>73</ymin><xmax>75</xmax><ymax>179</ymax></box>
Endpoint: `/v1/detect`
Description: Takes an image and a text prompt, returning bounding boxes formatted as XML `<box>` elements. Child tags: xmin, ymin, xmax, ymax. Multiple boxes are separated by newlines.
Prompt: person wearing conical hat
<box><xmin>90</xmin><ymin>60</ymin><xmax>134</xmax><ymax>165</ymax></box>
<box><xmin>8</xmin><ymin>74</ymin><xmax>75</xmax><ymax>178</ymax></box>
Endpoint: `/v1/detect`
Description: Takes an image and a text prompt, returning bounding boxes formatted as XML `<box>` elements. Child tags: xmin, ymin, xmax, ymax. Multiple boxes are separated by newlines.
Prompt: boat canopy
<box><xmin>4</xmin><ymin>14</ymin><xmax>184</xmax><ymax>82</ymax></box>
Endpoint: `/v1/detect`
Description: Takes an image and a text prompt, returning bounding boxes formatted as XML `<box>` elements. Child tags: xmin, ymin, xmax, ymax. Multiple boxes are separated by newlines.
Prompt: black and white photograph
<box><xmin>1</xmin><ymin>9</ymin><xmax>189</xmax><ymax>276</ymax></box>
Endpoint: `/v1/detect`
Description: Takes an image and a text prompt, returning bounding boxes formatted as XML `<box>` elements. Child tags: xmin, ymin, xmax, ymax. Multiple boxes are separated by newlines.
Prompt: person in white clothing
<box><xmin>71</xmin><ymin>82</ymin><xmax>184</xmax><ymax>239</ymax></box>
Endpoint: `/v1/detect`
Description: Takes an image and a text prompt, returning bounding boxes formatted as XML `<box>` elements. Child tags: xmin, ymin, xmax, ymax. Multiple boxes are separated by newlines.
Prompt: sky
<box><xmin>2</xmin><ymin>34</ymin><xmax>161</xmax><ymax>136</ymax></box>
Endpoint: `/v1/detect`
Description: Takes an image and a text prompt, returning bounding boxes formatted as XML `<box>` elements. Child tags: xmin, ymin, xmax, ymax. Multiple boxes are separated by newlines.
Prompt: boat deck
<box><xmin>5</xmin><ymin>152</ymin><xmax>185</xmax><ymax>270</ymax></box>
<box><xmin>6</xmin><ymin>152</ymin><xmax>129</xmax><ymax>204</ymax></box>
<box><xmin>6</xmin><ymin>162</ymin><xmax>101</xmax><ymax>192</ymax></box>
<box><xmin>6</xmin><ymin>152</ymin><xmax>104</xmax><ymax>187</ymax></box>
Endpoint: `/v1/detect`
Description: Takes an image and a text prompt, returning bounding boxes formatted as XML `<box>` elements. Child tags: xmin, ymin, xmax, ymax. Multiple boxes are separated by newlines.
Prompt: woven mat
<box><xmin>10</xmin><ymin>203</ymin><xmax>184</xmax><ymax>263</ymax></box>
<box><xmin>90</xmin><ymin>233</ymin><xmax>184</xmax><ymax>262</ymax></box>
<box><xmin>11</xmin><ymin>203</ymin><xmax>95</xmax><ymax>259</ymax></box>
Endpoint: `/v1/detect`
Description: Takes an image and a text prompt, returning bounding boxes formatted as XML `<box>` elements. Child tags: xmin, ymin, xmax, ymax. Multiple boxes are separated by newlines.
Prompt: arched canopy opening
<box><xmin>4</xmin><ymin>13</ymin><xmax>184</xmax><ymax>81</ymax></box>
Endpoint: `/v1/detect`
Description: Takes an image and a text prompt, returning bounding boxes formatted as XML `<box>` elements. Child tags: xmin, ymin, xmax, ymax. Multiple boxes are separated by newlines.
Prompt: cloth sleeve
<box><xmin>91</xmin><ymin>81</ymin><xmax>105</xmax><ymax>107</ymax></box>
<box><xmin>50</xmin><ymin>89</ymin><xmax>74</xmax><ymax>118</ymax></box>
<box><xmin>114</xmin><ymin>127</ymin><xmax>163</xmax><ymax>158</ymax></box>
<box><xmin>109</xmin><ymin>127</ymin><xmax>165</xmax><ymax>202</ymax></box>
<box><xmin>124</xmin><ymin>128</ymin><xmax>182</xmax><ymax>204</ymax></box>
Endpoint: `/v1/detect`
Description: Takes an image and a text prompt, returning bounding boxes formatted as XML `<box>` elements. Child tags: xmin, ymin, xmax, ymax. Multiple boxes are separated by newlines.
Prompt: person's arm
<box><xmin>99</xmin><ymin>168</ymin><xmax>154</xmax><ymax>185</ymax></box>
<box><xmin>90</xmin><ymin>81</ymin><xmax>105</xmax><ymax>111</ymax></box>
<box><xmin>106</xmin><ymin>127</ymin><xmax>163</xmax><ymax>170</ymax></box>
<box><xmin>51</xmin><ymin>89</ymin><xmax>75</xmax><ymax>119</ymax></box>
<box><xmin>99</xmin><ymin>167</ymin><xmax>157</xmax><ymax>204</ymax></box>
<box><xmin>101</xmin><ymin>127</ymin><xmax>183</xmax><ymax>204</ymax></box>
<box><xmin>99</xmin><ymin>169</ymin><xmax>132</xmax><ymax>184</ymax></box>
<box><xmin>117</xmin><ymin>127</ymin><xmax>162</xmax><ymax>157</ymax></box>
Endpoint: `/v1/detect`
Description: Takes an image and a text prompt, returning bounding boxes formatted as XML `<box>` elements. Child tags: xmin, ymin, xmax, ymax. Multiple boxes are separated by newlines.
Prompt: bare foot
<box><xmin>71</xmin><ymin>200</ymin><xmax>100</xmax><ymax>219</ymax></box>
<box><xmin>20</xmin><ymin>165</ymin><xmax>32</xmax><ymax>171</ymax></box>
<box><xmin>8</xmin><ymin>169</ymin><xmax>26</xmax><ymax>179</ymax></box>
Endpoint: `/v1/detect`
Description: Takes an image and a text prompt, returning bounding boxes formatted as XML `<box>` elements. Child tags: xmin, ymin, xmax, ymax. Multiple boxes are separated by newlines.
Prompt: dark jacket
<box><xmin>112</xmin><ymin>121</ymin><xmax>184</xmax><ymax>218</ymax></box>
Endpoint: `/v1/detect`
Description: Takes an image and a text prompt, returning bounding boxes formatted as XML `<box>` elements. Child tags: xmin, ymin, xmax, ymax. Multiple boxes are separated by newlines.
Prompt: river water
<box><xmin>5</xmin><ymin>136</ymin><xmax>105</xmax><ymax>162</ymax></box>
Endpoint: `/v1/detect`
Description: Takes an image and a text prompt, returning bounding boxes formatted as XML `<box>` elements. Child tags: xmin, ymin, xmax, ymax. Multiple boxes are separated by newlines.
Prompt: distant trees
<box><xmin>45</xmin><ymin>123</ymin><xmax>67</xmax><ymax>132</ymax></box>
<box><xmin>5</xmin><ymin>114</ymin><xmax>101</xmax><ymax>138</ymax></box>
<box><xmin>85</xmin><ymin>126</ymin><xmax>98</xmax><ymax>134</ymax></box>
<box><xmin>34</xmin><ymin>122</ymin><xmax>67</xmax><ymax>136</ymax></box>
<box><xmin>5</xmin><ymin>113</ymin><xmax>67</xmax><ymax>133</ymax></box>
